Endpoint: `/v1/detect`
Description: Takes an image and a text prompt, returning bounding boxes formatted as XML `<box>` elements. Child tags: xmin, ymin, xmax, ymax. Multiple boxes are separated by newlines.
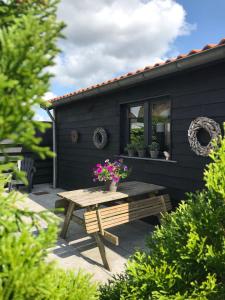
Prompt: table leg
<box><xmin>87</xmin><ymin>205</ymin><xmax>111</xmax><ymax>271</ymax></box>
<box><xmin>93</xmin><ymin>232</ymin><xmax>111</xmax><ymax>271</ymax></box>
<box><xmin>60</xmin><ymin>201</ymin><xmax>75</xmax><ymax>239</ymax></box>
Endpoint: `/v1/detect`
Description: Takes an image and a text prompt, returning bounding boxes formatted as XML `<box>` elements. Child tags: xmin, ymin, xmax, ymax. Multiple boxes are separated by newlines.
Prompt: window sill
<box><xmin>117</xmin><ymin>155</ymin><xmax>177</xmax><ymax>163</ymax></box>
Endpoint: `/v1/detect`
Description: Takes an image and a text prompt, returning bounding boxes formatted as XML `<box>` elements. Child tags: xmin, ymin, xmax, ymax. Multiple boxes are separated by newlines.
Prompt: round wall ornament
<box><xmin>93</xmin><ymin>127</ymin><xmax>108</xmax><ymax>149</ymax></box>
<box><xmin>71</xmin><ymin>129</ymin><xmax>79</xmax><ymax>144</ymax></box>
<box><xmin>188</xmin><ymin>117</ymin><xmax>221</xmax><ymax>156</ymax></box>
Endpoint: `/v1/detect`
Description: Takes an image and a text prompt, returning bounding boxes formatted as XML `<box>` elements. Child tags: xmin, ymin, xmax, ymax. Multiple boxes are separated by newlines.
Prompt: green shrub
<box><xmin>204</xmin><ymin>133</ymin><xmax>225</xmax><ymax>199</ymax></box>
<box><xmin>100</xmin><ymin>126</ymin><xmax>225</xmax><ymax>300</ymax></box>
<box><xmin>0</xmin><ymin>190</ymin><xmax>98</xmax><ymax>300</ymax></box>
<box><xmin>0</xmin><ymin>2</ymin><xmax>98</xmax><ymax>299</ymax></box>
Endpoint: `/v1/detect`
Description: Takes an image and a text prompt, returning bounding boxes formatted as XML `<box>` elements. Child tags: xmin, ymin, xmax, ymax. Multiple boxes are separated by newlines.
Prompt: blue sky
<box><xmin>37</xmin><ymin>0</ymin><xmax>225</xmax><ymax>121</ymax></box>
<box><xmin>175</xmin><ymin>0</ymin><xmax>225</xmax><ymax>52</ymax></box>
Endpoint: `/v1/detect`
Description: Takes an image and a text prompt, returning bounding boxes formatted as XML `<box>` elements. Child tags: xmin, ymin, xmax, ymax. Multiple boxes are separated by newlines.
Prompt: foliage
<box><xmin>99</xmin><ymin>125</ymin><xmax>225</xmax><ymax>299</ymax></box>
<box><xmin>148</xmin><ymin>141</ymin><xmax>160</xmax><ymax>151</ymax></box>
<box><xmin>0</xmin><ymin>190</ymin><xmax>97</xmax><ymax>300</ymax></box>
<box><xmin>124</xmin><ymin>143</ymin><xmax>136</xmax><ymax>151</ymax></box>
<box><xmin>204</xmin><ymin>124</ymin><xmax>225</xmax><ymax>199</ymax></box>
<box><xmin>0</xmin><ymin>1</ymin><xmax>98</xmax><ymax>299</ymax></box>
<box><xmin>152</xmin><ymin>116</ymin><xmax>168</xmax><ymax>125</ymax></box>
<box><xmin>0</xmin><ymin>0</ymin><xmax>64</xmax><ymax>161</ymax></box>
<box><xmin>93</xmin><ymin>159</ymin><xmax>129</xmax><ymax>183</ymax></box>
<box><xmin>135</xmin><ymin>142</ymin><xmax>146</xmax><ymax>151</ymax></box>
<box><xmin>130</xmin><ymin>127</ymin><xmax>144</xmax><ymax>145</ymax></box>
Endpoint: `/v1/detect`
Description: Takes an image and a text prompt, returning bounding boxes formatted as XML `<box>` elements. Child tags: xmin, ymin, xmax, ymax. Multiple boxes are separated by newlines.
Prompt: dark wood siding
<box><xmin>0</xmin><ymin>124</ymin><xmax>53</xmax><ymax>184</ymax></box>
<box><xmin>55</xmin><ymin>60</ymin><xmax>225</xmax><ymax>203</ymax></box>
<box><xmin>27</xmin><ymin>125</ymin><xmax>53</xmax><ymax>184</ymax></box>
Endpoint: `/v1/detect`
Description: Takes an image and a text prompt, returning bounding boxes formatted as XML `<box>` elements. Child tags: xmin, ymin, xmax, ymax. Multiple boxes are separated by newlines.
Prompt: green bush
<box><xmin>0</xmin><ymin>1</ymin><xmax>98</xmax><ymax>299</ymax></box>
<box><xmin>100</xmin><ymin>126</ymin><xmax>225</xmax><ymax>299</ymax></box>
<box><xmin>0</xmin><ymin>189</ymin><xmax>98</xmax><ymax>300</ymax></box>
<box><xmin>204</xmin><ymin>133</ymin><xmax>225</xmax><ymax>199</ymax></box>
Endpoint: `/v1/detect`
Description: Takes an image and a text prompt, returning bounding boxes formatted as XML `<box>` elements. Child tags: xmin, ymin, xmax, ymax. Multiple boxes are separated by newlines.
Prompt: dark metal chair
<box><xmin>9</xmin><ymin>157</ymin><xmax>36</xmax><ymax>192</ymax></box>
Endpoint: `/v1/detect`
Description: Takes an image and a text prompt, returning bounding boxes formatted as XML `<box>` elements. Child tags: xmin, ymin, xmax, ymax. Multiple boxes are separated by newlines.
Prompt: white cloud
<box><xmin>33</xmin><ymin>92</ymin><xmax>57</xmax><ymax>121</ymax></box>
<box><xmin>52</xmin><ymin>0</ymin><xmax>194</xmax><ymax>89</ymax></box>
<box><xmin>34</xmin><ymin>109</ymin><xmax>50</xmax><ymax>122</ymax></box>
<box><xmin>43</xmin><ymin>91</ymin><xmax>57</xmax><ymax>101</ymax></box>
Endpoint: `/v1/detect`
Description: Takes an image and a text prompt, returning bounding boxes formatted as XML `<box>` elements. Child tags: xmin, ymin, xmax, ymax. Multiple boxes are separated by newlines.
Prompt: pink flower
<box><xmin>112</xmin><ymin>176</ymin><xmax>120</xmax><ymax>183</ymax></box>
<box><xmin>97</xmin><ymin>167</ymin><xmax>102</xmax><ymax>174</ymax></box>
<box><xmin>107</xmin><ymin>165</ymin><xmax>113</xmax><ymax>172</ymax></box>
<box><xmin>93</xmin><ymin>159</ymin><xmax>129</xmax><ymax>183</ymax></box>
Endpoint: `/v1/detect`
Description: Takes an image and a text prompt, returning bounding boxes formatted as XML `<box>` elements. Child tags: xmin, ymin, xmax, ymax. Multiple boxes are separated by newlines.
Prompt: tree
<box><xmin>0</xmin><ymin>0</ymin><xmax>63</xmax><ymax>158</ymax></box>
<box><xmin>0</xmin><ymin>1</ymin><xmax>98</xmax><ymax>299</ymax></box>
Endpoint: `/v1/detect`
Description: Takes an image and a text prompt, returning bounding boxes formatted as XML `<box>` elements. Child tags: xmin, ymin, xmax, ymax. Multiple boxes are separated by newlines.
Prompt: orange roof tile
<box><xmin>49</xmin><ymin>38</ymin><xmax>225</xmax><ymax>105</ymax></box>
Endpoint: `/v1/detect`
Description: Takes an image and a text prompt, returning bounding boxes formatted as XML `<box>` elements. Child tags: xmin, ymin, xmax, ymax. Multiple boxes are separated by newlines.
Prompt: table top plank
<box><xmin>57</xmin><ymin>181</ymin><xmax>165</xmax><ymax>208</ymax></box>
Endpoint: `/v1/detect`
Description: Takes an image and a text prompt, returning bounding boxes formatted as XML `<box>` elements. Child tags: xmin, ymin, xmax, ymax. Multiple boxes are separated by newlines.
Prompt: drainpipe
<box><xmin>44</xmin><ymin>107</ymin><xmax>57</xmax><ymax>189</ymax></box>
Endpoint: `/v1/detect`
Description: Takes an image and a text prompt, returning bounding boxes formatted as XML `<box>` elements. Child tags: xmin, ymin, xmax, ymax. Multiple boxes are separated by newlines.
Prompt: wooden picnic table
<box><xmin>58</xmin><ymin>181</ymin><xmax>166</xmax><ymax>270</ymax></box>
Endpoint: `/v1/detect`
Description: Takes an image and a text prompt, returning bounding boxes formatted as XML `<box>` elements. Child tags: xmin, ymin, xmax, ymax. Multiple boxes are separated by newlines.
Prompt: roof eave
<box><xmin>48</xmin><ymin>44</ymin><xmax>225</xmax><ymax>109</ymax></box>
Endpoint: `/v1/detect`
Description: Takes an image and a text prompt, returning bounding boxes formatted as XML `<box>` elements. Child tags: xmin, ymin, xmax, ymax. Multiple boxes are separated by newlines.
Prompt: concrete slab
<box><xmin>22</xmin><ymin>183</ymin><xmax>154</xmax><ymax>283</ymax></box>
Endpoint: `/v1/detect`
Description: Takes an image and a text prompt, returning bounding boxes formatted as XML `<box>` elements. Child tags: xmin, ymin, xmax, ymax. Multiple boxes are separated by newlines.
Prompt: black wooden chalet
<box><xmin>45</xmin><ymin>38</ymin><xmax>225</xmax><ymax>203</ymax></box>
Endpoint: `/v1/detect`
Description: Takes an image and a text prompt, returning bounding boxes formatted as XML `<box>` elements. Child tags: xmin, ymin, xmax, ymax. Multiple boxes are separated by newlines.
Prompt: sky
<box><xmin>36</xmin><ymin>0</ymin><xmax>225</xmax><ymax>121</ymax></box>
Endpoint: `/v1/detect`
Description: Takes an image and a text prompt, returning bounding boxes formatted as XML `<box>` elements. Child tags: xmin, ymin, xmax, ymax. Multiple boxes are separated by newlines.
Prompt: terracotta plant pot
<box><xmin>137</xmin><ymin>149</ymin><xmax>146</xmax><ymax>158</ymax></box>
<box><xmin>105</xmin><ymin>180</ymin><xmax>119</xmax><ymax>192</ymax></box>
<box><xmin>127</xmin><ymin>149</ymin><xmax>135</xmax><ymax>157</ymax></box>
<box><xmin>150</xmin><ymin>150</ymin><xmax>159</xmax><ymax>159</ymax></box>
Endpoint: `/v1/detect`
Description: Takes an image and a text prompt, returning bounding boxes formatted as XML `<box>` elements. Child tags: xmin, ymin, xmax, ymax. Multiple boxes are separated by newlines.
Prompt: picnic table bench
<box><xmin>58</xmin><ymin>181</ymin><xmax>171</xmax><ymax>271</ymax></box>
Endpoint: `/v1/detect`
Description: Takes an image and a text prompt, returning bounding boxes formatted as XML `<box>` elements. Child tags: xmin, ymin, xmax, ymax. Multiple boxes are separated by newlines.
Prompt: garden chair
<box><xmin>9</xmin><ymin>157</ymin><xmax>36</xmax><ymax>193</ymax></box>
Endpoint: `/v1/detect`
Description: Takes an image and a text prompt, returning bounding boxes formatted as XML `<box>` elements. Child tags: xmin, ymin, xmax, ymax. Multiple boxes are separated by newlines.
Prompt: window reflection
<box><xmin>129</xmin><ymin>105</ymin><xmax>144</xmax><ymax>144</ymax></box>
<box><xmin>151</xmin><ymin>101</ymin><xmax>171</xmax><ymax>152</ymax></box>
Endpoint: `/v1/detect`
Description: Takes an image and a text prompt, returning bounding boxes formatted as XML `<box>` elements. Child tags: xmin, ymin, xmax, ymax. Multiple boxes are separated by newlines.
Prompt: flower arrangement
<box><xmin>93</xmin><ymin>159</ymin><xmax>129</xmax><ymax>183</ymax></box>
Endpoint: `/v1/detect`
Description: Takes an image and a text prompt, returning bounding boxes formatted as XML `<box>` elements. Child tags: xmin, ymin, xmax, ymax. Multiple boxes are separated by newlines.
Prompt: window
<box><xmin>121</xmin><ymin>98</ymin><xmax>171</xmax><ymax>160</ymax></box>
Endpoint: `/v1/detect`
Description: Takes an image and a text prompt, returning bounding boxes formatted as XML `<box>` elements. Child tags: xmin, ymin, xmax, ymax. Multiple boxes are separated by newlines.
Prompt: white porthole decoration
<box><xmin>188</xmin><ymin>117</ymin><xmax>221</xmax><ymax>156</ymax></box>
<box><xmin>93</xmin><ymin>127</ymin><xmax>108</xmax><ymax>149</ymax></box>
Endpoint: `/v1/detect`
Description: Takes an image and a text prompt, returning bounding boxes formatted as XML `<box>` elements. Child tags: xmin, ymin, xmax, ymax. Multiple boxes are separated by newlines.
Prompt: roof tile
<box><xmin>202</xmin><ymin>44</ymin><xmax>216</xmax><ymax>50</ymax></box>
<box><xmin>188</xmin><ymin>49</ymin><xmax>201</xmax><ymax>55</ymax></box>
<box><xmin>49</xmin><ymin>38</ymin><xmax>225</xmax><ymax>104</ymax></box>
<box><xmin>219</xmin><ymin>38</ymin><xmax>225</xmax><ymax>45</ymax></box>
<box><xmin>176</xmin><ymin>54</ymin><xmax>187</xmax><ymax>59</ymax></box>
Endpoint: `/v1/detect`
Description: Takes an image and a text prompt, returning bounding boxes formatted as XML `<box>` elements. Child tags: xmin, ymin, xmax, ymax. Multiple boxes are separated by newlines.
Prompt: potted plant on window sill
<box><xmin>125</xmin><ymin>143</ymin><xmax>136</xmax><ymax>157</ymax></box>
<box><xmin>136</xmin><ymin>143</ymin><xmax>146</xmax><ymax>158</ymax></box>
<box><xmin>148</xmin><ymin>141</ymin><xmax>160</xmax><ymax>159</ymax></box>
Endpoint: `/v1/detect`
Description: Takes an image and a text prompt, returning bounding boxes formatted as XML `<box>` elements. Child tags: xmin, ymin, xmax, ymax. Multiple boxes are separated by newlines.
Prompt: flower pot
<box><xmin>150</xmin><ymin>150</ymin><xmax>159</xmax><ymax>159</ymax></box>
<box><xmin>137</xmin><ymin>149</ymin><xmax>146</xmax><ymax>158</ymax></box>
<box><xmin>105</xmin><ymin>180</ymin><xmax>119</xmax><ymax>192</ymax></box>
<box><xmin>127</xmin><ymin>149</ymin><xmax>135</xmax><ymax>157</ymax></box>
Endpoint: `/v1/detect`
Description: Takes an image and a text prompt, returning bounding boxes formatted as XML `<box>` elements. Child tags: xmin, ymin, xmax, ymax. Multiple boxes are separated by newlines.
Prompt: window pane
<box><xmin>129</xmin><ymin>105</ymin><xmax>144</xmax><ymax>144</ymax></box>
<box><xmin>151</xmin><ymin>101</ymin><xmax>171</xmax><ymax>152</ymax></box>
<box><xmin>129</xmin><ymin>106</ymin><xmax>144</xmax><ymax>119</ymax></box>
